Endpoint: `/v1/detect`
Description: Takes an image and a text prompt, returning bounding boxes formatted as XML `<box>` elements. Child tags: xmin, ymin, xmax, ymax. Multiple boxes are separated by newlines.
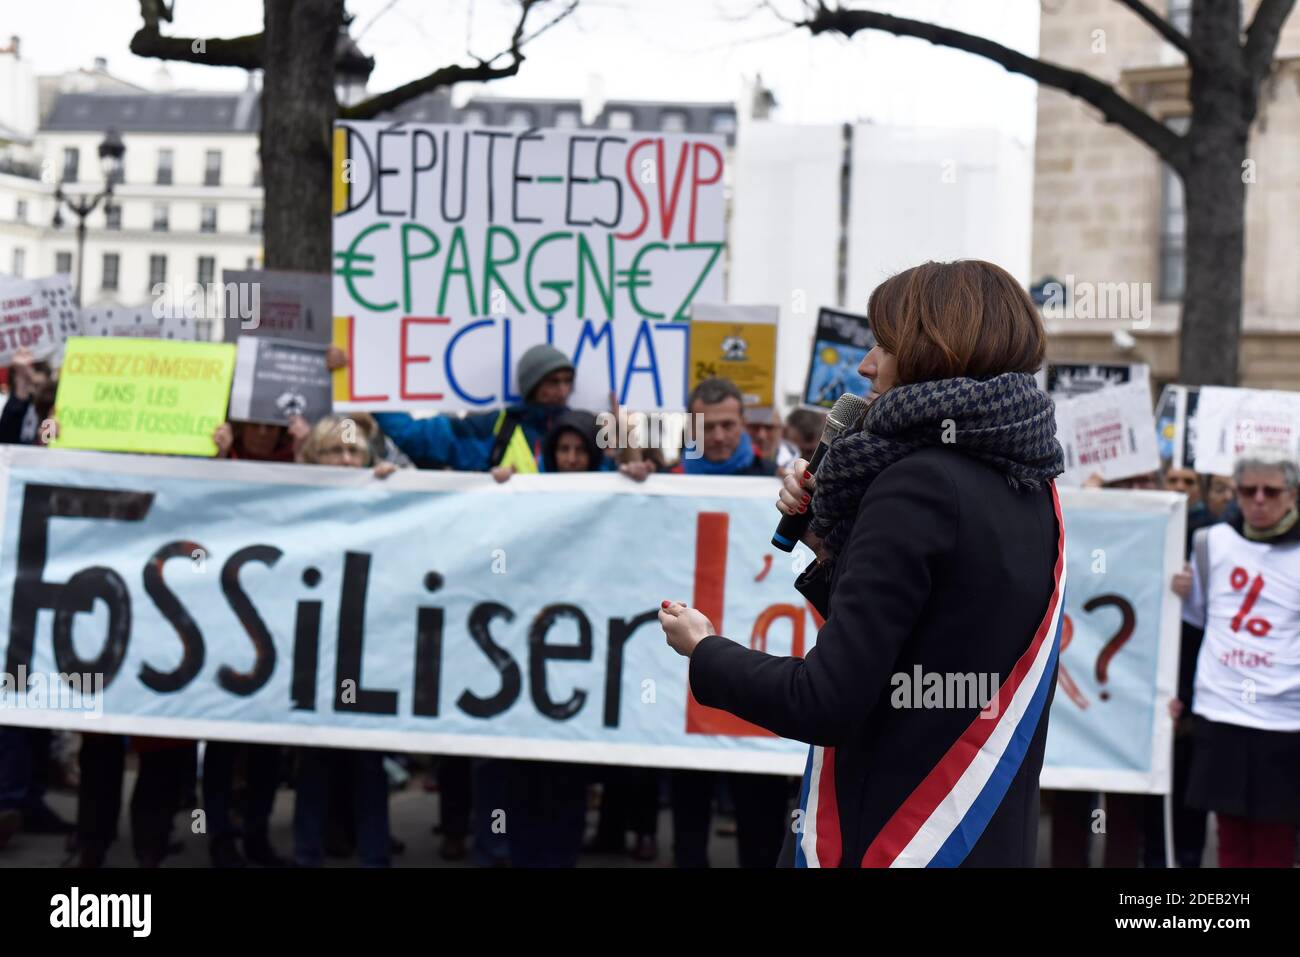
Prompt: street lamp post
<box><xmin>52</xmin><ymin>129</ymin><xmax>126</xmax><ymax>307</ymax></box>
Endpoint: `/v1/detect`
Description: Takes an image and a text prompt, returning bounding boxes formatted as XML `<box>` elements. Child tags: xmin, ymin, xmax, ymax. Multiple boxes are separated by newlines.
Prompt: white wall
<box><xmin>728</xmin><ymin>122</ymin><xmax>843</xmax><ymax>405</ymax></box>
<box><xmin>728</xmin><ymin>120</ymin><xmax>1034</xmax><ymax>409</ymax></box>
<box><xmin>845</xmin><ymin>124</ymin><xmax>1033</xmax><ymax>307</ymax></box>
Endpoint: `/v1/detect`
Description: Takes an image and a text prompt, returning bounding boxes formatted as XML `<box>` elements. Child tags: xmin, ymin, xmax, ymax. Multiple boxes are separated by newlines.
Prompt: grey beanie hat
<box><xmin>517</xmin><ymin>343</ymin><xmax>574</xmax><ymax>400</ymax></box>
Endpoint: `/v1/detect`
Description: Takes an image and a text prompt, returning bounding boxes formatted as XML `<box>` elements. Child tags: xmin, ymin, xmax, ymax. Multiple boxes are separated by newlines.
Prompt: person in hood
<box><xmin>499</xmin><ymin>410</ymin><xmax>610</xmax><ymax>867</ymax></box>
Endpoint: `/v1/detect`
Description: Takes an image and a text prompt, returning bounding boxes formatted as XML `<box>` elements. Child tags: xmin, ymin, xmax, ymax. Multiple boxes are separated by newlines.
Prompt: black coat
<box><xmin>689</xmin><ymin>446</ymin><xmax>1064</xmax><ymax>867</ymax></box>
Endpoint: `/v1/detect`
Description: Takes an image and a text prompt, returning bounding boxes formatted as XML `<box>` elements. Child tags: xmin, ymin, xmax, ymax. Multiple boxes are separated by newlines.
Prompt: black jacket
<box><xmin>689</xmin><ymin>446</ymin><xmax>1063</xmax><ymax>867</ymax></box>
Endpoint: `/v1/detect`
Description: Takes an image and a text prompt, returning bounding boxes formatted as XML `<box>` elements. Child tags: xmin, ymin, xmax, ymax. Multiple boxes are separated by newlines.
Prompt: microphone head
<box><xmin>823</xmin><ymin>392</ymin><xmax>869</xmax><ymax>441</ymax></box>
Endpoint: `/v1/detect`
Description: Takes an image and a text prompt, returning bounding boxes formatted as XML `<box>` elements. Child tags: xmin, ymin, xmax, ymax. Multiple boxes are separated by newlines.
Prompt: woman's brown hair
<box><xmin>867</xmin><ymin>260</ymin><xmax>1046</xmax><ymax>384</ymax></box>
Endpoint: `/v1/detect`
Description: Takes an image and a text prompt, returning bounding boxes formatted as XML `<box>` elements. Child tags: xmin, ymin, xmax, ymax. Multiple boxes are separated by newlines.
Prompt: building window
<box><xmin>245</xmin><ymin>256</ymin><xmax>257</xmax><ymax>269</ymax></box>
<box><xmin>104</xmin><ymin>203</ymin><xmax>121</xmax><ymax>230</ymax></box>
<box><xmin>148</xmin><ymin>254</ymin><xmax>167</xmax><ymax>289</ymax></box>
<box><xmin>156</xmin><ymin>148</ymin><xmax>174</xmax><ymax>185</ymax></box>
<box><xmin>197</xmin><ymin>255</ymin><xmax>215</xmax><ymax>286</ymax></box>
<box><xmin>250</xmin><ymin>207</ymin><xmax>263</xmax><ymax>233</ymax></box>
<box><xmin>12</xmin><ymin>248</ymin><xmax>25</xmax><ymax>277</ymax></box>
<box><xmin>204</xmin><ymin>150</ymin><xmax>222</xmax><ymax>186</ymax></box>
<box><xmin>55</xmin><ymin>251</ymin><xmax>72</xmax><ymax>275</ymax></box>
<box><xmin>15</xmin><ymin>199</ymin><xmax>27</xmax><ymax>222</ymax></box>
<box><xmin>200</xmin><ymin>205</ymin><xmax>218</xmax><ymax>233</ymax></box>
<box><xmin>660</xmin><ymin>110</ymin><xmax>688</xmax><ymax>133</ymax></box>
<box><xmin>253</xmin><ymin>156</ymin><xmax>262</xmax><ymax>187</ymax></box>
<box><xmin>554</xmin><ymin>109</ymin><xmax>580</xmax><ymax>129</ymax></box>
<box><xmin>1159</xmin><ymin>117</ymin><xmax>1190</xmax><ymax>302</ymax></box>
<box><xmin>102</xmin><ymin>253</ymin><xmax>119</xmax><ymax>290</ymax></box>
<box><xmin>1168</xmin><ymin>0</ymin><xmax>1192</xmax><ymax>35</ymax></box>
<box><xmin>152</xmin><ymin>204</ymin><xmax>169</xmax><ymax>232</ymax></box>
<box><xmin>607</xmin><ymin>109</ymin><xmax>634</xmax><ymax>131</ymax></box>
<box><xmin>61</xmin><ymin>147</ymin><xmax>79</xmax><ymax>183</ymax></box>
<box><xmin>462</xmin><ymin>108</ymin><xmax>488</xmax><ymax>126</ymax></box>
<box><xmin>710</xmin><ymin>112</ymin><xmax>737</xmax><ymax>135</ymax></box>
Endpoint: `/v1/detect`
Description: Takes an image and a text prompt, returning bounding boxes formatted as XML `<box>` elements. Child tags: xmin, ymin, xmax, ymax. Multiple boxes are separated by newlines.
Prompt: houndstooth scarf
<box><xmin>809</xmin><ymin>372</ymin><xmax>1063</xmax><ymax>555</ymax></box>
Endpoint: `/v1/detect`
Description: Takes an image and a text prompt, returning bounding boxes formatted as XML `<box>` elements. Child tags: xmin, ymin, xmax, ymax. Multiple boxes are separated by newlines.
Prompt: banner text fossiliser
<box><xmin>2</xmin><ymin>482</ymin><xmax>661</xmax><ymax>727</ymax></box>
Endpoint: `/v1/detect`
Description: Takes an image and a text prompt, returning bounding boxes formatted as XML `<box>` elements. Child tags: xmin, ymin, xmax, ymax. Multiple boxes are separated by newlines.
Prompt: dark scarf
<box><xmin>809</xmin><ymin>372</ymin><xmax>1064</xmax><ymax>554</ymax></box>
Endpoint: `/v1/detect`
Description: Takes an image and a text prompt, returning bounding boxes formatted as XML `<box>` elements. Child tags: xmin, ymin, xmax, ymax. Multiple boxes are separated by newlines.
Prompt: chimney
<box><xmin>93</xmin><ymin>56</ymin><xmax>108</xmax><ymax>73</ymax></box>
<box><xmin>582</xmin><ymin>73</ymin><xmax>605</xmax><ymax>126</ymax></box>
<box><xmin>3</xmin><ymin>35</ymin><xmax>19</xmax><ymax>58</ymax></box>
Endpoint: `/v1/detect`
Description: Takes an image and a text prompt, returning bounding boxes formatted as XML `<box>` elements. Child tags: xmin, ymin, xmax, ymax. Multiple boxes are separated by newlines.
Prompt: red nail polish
<box><xmin>802</xmin><ymin>494</ymin><xmax>810</xmax><ymax>503</ymax></box>
<box><xmin>661</xmin><ymin>600</ymin><xmax>670</xmax><ymax>608</ymax></box>
<box><xmin>803</xmin><ymin>471</ymin><xmax>812</xmax><ymax>481</ymax></box>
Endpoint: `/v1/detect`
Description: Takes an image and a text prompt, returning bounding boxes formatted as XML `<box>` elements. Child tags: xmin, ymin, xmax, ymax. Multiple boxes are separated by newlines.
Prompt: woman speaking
<box><xmin>659</xmin><ymin>260</ymin><xmax>1066</xmax><ymax>868</ymax></box>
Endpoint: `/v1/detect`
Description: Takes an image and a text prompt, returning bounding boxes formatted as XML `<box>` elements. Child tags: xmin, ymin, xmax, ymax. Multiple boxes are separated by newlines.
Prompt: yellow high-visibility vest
<box><xmin>492</xmin><ymin>410</ymin><xmax>539</xmax><ymax>473</ymax></box>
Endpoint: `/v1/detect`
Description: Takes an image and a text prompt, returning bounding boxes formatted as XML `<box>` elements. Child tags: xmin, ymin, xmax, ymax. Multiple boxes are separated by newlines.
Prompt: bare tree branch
<box><xmin>130</xmin><ymin>0</ymin><xmax>264</xmax><ymax>69</ymax></box>
<box><xmin>1113</xmin><ymin>0</ymin><xmax>1195</xmax><ymax>60</ymax></box>
<box><xmin>341</xmin><ymin>0</ymin><xmax>578</xmax><ymax>120</ymax></box>
<box><xmin>800</xmin><ymin>4</ymin><xmax>1189</xmax><ymax>174</ymax></box>
<box><xmin>1243</xmin><ymin>0</ymin><xmax>1298</xmax><ymax>84</ymax></box>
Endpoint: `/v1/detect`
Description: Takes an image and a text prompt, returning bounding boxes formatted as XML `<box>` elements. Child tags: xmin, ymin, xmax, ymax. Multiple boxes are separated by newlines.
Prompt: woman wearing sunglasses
<box><xmin>1175</xmin><ymin>448</ymin><xmax>1300</xmax><ymax>867</ymax></box>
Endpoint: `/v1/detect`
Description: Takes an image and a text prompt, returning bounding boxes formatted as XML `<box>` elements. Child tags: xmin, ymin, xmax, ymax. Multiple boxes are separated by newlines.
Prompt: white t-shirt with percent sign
<box><xmin>1183</xmin><ymin>522</ymin><xmax>1300</xmax><ymax>731</ymax></box>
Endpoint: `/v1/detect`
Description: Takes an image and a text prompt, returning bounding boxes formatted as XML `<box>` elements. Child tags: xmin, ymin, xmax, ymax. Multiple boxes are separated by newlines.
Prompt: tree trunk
<box><xmin>260</xmin><ymin>0</ymin><xmax>342</xmax><ymax>272</ymax></box>
<box><xmin>1177</xmin><ymin>0</ymin><xmax>1251</xmax><ymax>386</ymax></box>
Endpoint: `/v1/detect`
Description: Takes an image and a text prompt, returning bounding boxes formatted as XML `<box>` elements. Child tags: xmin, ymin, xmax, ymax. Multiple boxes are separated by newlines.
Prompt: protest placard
<box><xmin>230</xmin><ymin>336</ymin><xmax>331</xmax><ymax>425</ymax></box>
<box><xmin>49</xmin><ymin>337</ymin><xmax>237</xmax><ymax>456</ymax></box>
<box><xmin>331</xmin><ymin>121</ymin><xmax>726</xmax><ymax>413</ymax></box>
<box><xmin>687</xmin><ymin>303</ymin><xmax>777</xmax><ymax>408</ymax></box>
<box><xmin>803</xmin><ymin>307</ymin><xmax>874</xmax><ymax>409</ymax></box>
<box><xmin>0</xmin><ymin>275</ymin><xmax>80</xmax><ymax>363</ymax></box>
<box><xmin>222</xmin><ymin>269</ymin><xmax>331</xmax><ymax>344</ymax></box>
<box><xmin>0</xmin><ymin>449</ymin><xmax>1182</xmax><ymax>792</ymax></box>
<box><xmin>1191</xmin><ymin>385</ymin><xmax>1300</xmax><ymax>476</ymax></box>
<box><xmin>1044</xmin><ymin>362</ymin><xmax>1149</xmax><ymax>400</ymax></box>
<box><xmin>1055</xmin><ymin>379</ymin><xmax>1160</xmax><ymax>485</ymax></box>
<box><xmin>1154</xmin><ymin>384</ymin><xmax>1200</xmax><ymax>470</ymax></box>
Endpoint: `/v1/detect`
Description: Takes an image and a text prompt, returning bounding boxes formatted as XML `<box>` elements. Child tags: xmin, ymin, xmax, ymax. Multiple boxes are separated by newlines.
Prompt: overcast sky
<box><xmin>9</xmin><ymin>0</ymin><xmax>1041</xmax><ymax>143</ymax></box>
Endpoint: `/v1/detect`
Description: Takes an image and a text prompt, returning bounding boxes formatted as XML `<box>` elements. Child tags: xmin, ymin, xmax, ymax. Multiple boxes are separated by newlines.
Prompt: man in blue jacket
<box><xmin>371</xmin><ymin>343</ymin><xmax>580</xmax><ymax>474</ymax></box>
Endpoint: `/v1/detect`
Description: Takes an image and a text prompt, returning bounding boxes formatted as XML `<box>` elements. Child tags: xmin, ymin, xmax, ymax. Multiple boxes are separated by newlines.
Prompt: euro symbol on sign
<box><xmin>333</xmin><ymin>223</ymin><xmax>395</xmax><ymax>312</ymax></box>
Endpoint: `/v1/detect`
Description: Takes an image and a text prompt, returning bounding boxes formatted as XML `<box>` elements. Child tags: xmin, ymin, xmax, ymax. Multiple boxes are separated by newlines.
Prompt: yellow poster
<box><xmin>51</xmin><ymin>337</ymin><xmax>237</xmax><ymax>457</ymax></box>
<box><xmin>688</xmin><ymin>304</ymin><xmax>778</xmax><ymax>408</ymax></box>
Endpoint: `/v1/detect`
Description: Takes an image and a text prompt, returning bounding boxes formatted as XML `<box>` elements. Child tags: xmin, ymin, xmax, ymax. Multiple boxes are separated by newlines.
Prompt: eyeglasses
<box><xmin>1237</xmin><ymin>485</ymin><xmax>1288</xmax><ymax>499</ymax></box>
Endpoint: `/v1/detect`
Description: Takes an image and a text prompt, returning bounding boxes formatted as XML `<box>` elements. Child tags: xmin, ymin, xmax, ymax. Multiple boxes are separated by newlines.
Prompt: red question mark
<box><xmin>1085</xmin><ymin>594</ymin><xmax>1136</xmax><ymax>702</ymax></box>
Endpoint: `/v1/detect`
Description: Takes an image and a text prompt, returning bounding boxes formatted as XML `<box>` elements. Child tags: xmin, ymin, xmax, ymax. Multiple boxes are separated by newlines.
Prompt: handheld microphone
<box><xmin>771</xmin><ymin>392</ymin><xmax>869</xmax><ymax>552</ymax></box>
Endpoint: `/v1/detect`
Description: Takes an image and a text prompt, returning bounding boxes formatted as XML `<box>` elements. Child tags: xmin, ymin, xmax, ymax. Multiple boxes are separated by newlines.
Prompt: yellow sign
<box><xmin>51</xmin><ymin>337</ymin><xmax>237</xmax><ymax>456</ymax></box>
<box><xmin>689</xmin><ymin>314</ymin><xmax>777</xmax><ymax>408</ymax></box>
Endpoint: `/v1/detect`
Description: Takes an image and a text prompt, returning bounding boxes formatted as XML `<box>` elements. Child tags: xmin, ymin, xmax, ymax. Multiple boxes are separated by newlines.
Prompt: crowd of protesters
<box><xmin>0</xmin><ymin>338</ymin><xmax>1295</xmax><ymax>868</ymax></box>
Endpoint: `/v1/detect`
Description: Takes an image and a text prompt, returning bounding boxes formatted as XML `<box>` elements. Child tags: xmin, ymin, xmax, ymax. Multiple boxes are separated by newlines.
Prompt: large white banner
<box><xmin>331</xmin><ymin>122</ymin><xmax>727</xmax><ymax>413</ymax></box>
<box><xmin>0</xmin><ymin>450</ymin><xmax>1181</xmax><ymax>790</ymax></box>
